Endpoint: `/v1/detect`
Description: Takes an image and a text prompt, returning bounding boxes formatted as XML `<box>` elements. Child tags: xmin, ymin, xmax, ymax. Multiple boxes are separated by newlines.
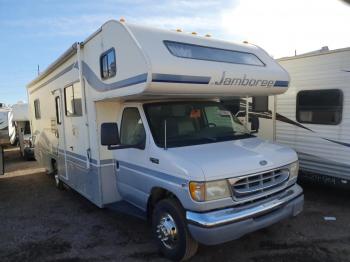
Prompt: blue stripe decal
<box><xmin>100</xmin><ymin>159</ymin><xmax>114</xmax><ymax>165</ymax></box>
<box><xmin>82</xmin><ymin>62</ymin><xmax>147</xmax><ymax>92</ymax></box>
<box><xmin>29</xmin><ymin>63</ymin><xmax>78</xmax><ymax>94</ymax></box>
<box><xmin>274</xmin><ymin>80</ymin><xmax>289</xmax><ymax>87</ymax></box>
<box><xmin>119</xmin><ymin>160</ymin><xmax>187</xmax><ymax>185</ymax></box>
<box><xmin>58</xmin><ymin>149</ymin><xmax>112</xmax><ymax>165</ymax></box>
<box><xmin>64</xmin><ymin>150</ymin><xmax>86</xmax><ymax>161</ymax></box>
<box><xmin>323</xmin><ymin>138</ymin><xmax>350</xmax><ymax>148</ymax></box>
<box><xmin>152</xmin><ymin>73</ymin><xmax>210</xmax><ymax>84</ymax></box>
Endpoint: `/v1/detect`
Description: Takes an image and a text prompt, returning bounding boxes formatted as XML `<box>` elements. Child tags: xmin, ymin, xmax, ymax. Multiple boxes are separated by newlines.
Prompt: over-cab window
<box><xmin>64</xmin><ymin>84</ymin><xmax>82</xmax><ymax>117</ymax></box>
<box><xmin>100</xmin><ymin>48</ymin><xmax>116</xmax><ymax>79</ymax></box>
<box><xmin>164</xmin><ymin>40</ymin><xmax>264</xmax><ymax>66</ymax></box>
<box><xmin>120</xmin><ymin>108</ymin><xmax>146</xmax><ymax>147</ymax></box>
<box><xmin>34</xmin><ymin>99</ymin><xmax>41</xmax><ymax>119</ymax></box>
<box><xmin>296</xmin><ymin>89</ymin><xmax>343</xmax><ymax>125</ymax></box>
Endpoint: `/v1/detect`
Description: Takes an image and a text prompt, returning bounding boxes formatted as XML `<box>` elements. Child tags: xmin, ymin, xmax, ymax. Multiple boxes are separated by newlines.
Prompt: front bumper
<box><xmin>186</xmin><ymin>184</ymin><xmax>303</xmax><ymax>245</ymax></box>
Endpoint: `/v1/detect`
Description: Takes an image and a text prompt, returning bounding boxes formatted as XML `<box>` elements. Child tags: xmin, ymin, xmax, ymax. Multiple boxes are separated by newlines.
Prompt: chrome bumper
<box><xmin>186</xmin><ymin>184</ymin><xmax>303</xmax><ymax>228</ymax></box>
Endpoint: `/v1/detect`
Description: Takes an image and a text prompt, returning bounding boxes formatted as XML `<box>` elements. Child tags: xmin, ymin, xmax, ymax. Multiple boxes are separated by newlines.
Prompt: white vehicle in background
<box><xmin>275</xmin><ymin>47</ymin><xmax>350</xmax><ymax>185</ymax></box>
<box><xmin>0</xmin><ymin>103</ymin><xmax>11</xmax><ymax>175</ymax></box>
<box><xmin>243</xmin><ymin>47</ymin><xmax>350</xmax><ymax>186</ymax></box>
<box><xmin>27</xmin><ymin>20</ymin><xmax>303</xmax><ymax>260</ymax></box>
<box><xmin>8</xmin><ymin>102</ymin><xmax>34</xmax><ymax>160</ymax></box>
<box><xmin>0</xmin><ymin>103</ymin><xmax>11</xmax><ymax>145</ymax></box>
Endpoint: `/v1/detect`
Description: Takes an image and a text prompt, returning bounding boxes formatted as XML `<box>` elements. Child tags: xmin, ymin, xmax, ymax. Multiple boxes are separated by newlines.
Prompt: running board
<box><xmin>105</xmin><ymin>201</ymin><xmax>147</xmax><ymax>220</ymax></box>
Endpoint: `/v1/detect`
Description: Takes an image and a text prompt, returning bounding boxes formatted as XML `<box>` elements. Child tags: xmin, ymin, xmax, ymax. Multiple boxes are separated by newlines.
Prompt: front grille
<box><xmin>230</xmin><ymin>168</ymin><xmax>290</xmax><ymax>202</ymax></box>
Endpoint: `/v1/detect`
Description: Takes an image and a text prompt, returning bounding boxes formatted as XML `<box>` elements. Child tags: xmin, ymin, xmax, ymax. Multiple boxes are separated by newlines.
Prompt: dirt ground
<box><xmin>1</xmin><ymin>147</ymin><xmax>350</xmax><ymax>262</ymax></box>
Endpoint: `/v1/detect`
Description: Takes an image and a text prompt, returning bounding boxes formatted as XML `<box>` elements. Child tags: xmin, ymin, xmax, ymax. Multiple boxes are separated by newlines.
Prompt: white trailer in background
<box><xmin>0</xmin><ymin>103</ymin><xmax>10</xmax><ymax>145</ymax></box>
<box><xmin>227</xmin><ymin>47</ymin><xmax>350</xmax><ymax>186</ymax></box>
<box><xmin>27</xmin><ymin>20</ymin><xmax>303</xmax><ymax>260</ymax></box>
<box><xmin>8</xmin><ymin>102</ymin><xmax>34</xmax><ymax>159</ymax></box>
<box><xmin>257</xmin><ymin>47</ymin><xmax>350</xmax><ymax>185</ymax></box>
<box><xmin>0</xmin><ymin>103</ymin><xmax>11</xmax><ymax>175</ymax></box>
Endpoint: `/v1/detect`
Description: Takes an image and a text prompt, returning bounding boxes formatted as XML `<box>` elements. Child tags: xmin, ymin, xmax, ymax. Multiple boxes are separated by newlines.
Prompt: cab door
<box><xmin>113</xmin><ymin>106</ymin><xmax>149</xmax><ymax>209</ymax></box>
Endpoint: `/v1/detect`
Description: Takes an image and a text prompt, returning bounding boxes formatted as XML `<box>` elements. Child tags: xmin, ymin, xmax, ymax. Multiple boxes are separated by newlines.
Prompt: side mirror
<box><xmin>101</xmin><ymin>123</ymin><xmax>120</xmax><ymax>146</ymax></box>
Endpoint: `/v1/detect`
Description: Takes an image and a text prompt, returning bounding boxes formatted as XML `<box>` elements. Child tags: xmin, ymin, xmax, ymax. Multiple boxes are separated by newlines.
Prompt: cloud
<box><xmin>1</xmin><ymin>14</ymin><xmax>115</xmax><ymax>37</ymax></box>
<box><xmin>1</xmin><ymin>0</ymin><xmax>234</xmax><ymax>38</ymax></box>
<box><xmin>221</xmin><ymin>0</ymin><xmax>350</xmax><ymax>57</ymax></box>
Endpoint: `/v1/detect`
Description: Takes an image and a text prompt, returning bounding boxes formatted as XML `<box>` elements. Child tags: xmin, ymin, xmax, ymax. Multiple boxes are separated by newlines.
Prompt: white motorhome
<box><xmin>0</xmin><ymin>103</ymin><xmax>11</xmax><ymax>175</ymax></box>
<box><xmin>27</xmin><ymin>20</ymin><xmax>303</xmax><ymax>260</ymax></box>
<box><xmin>253</xmin><ymin>47</ymin><xmax>350</xmax><ymax>185</ymax></box>
<box><xmin>8</xmin><ymin>102</ymin><xmax>34</xmax><ymax>159</ymax></box>
<box><xmin>0</xmin><ymin>103</ymin><xmax>10</xmax><ymax>145</ymax></box>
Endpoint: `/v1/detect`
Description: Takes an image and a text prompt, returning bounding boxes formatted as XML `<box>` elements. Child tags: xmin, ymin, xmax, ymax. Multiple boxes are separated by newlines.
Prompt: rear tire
<box><xmin>52</xmin><ymin>160</ymin><xmax>64</xmax><ymax>190</ymax></box>
<box><xmin>152</xmin><ymin>198</ymin><xmax>198</xmax><ymax>261</ymax></box>
<box><xmin>54</xmin><ymin>174</ymin><xmax>64</xmax><ymax>190</ymax></box>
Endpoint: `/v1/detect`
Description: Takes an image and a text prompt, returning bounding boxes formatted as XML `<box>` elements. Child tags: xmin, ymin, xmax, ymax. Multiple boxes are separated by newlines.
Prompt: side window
<box><xmin>100</xmin><ymin>48</ymin><xmax>116</xmax><ymax>79</ymax></box>
<box><xmin>55</xmin><ymin>96</ymin><xmax>62</xmax><ymax>124</ymax></box>
<box><xmin>34</xmin><ymin>99</ymin><xmax>41</xmax><ymax>119</ymax></box>
<box><xmin>120</xmin><ymin>108</ymin><xmax>146</xmax><ymax>147</ymax></box>
<box><xmin>64</xmin><ymin>84</ymin><xmax>82</xmax><ymax>117</ymax></box>
<box><xmin>296</xmin><ymin>89</ymin><xmax>343</xmax><ymax>125</ymax></box>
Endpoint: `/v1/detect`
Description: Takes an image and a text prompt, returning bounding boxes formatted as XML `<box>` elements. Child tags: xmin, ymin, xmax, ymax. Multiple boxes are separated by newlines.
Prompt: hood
<box><xmin>167</xmin><ymin>137</ymin><xmax>297</xmax><ymax>181</ymax></box>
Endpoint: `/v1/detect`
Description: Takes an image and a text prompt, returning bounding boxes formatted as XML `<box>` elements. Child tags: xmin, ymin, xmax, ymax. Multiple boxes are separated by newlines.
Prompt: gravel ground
<box><xmin>1</xmin><ymin>147</ymin><xmax>350</xmax><ymax>262</ymax></box>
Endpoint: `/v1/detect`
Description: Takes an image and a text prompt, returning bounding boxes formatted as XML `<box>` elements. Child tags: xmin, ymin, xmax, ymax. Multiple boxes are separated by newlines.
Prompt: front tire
<box><xmin>152</xmin><ymin>198</ymin><xmax>198</xmax><ymax>261</ymax></box>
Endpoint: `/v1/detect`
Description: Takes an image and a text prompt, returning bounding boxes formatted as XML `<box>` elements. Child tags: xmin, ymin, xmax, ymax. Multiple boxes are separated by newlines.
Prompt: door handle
<box><xmin>115</xmin><ymin>160</ymin><xmax>120</xmax><ymax>170</ymax></box>
<box><xmin>150</xmin><ymin>157</ymin><xmax>159</xmax><ymax>164</ymax></box>
<box><xmin>69</xmin><ymin>146</ymin><xmax>73</xmax><ymax>151</ymax></box>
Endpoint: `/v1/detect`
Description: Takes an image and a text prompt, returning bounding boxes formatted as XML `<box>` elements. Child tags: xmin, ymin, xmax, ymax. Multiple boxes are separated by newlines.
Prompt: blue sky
<box><xmin>1</xmin><ymin>0</ymin><xmax>349</xmax><ymax>105</ymax></box>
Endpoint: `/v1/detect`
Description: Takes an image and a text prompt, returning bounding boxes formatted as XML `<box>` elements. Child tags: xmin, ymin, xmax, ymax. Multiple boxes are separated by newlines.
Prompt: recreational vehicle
<box><xmin>248</xmin><ymin>47</ymin><xmax>350</xmax><ymax>186</ymax></box>
<box><xmin>27</xmin><ymin>20</ymin><xmax>303</xmax><ymax>260</ymax></box>
<box><xmin>0</xmin><ymin>103</ymin><xmax>10</xmax><ymax>145</ymax></box>
<box><xmin>0</xmin><ymin>103</ymin><xmax>11</xmax><ymax>175</ymax></box>
<box><xmin>8</xmin><ymin>102</ymin><xmax>34</xmax><ymax>160</ymax></box>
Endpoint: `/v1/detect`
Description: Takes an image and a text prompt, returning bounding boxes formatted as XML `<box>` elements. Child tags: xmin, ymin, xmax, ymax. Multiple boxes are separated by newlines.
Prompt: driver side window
<box><xmin>120</xmin><ymin>108</ymin><xmax>146</xmax><ymax>147</ymax></box>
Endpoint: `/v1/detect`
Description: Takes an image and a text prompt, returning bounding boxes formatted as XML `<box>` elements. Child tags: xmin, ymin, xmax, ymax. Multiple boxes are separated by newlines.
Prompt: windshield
<box><xmin>143</xmin><ymin>101</ymin><xmax>252</xmax><ymax>148</ymax></box>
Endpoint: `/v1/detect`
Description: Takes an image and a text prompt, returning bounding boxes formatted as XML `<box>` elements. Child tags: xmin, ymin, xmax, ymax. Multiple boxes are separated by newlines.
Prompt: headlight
<box><xmin>189</xmin><ymin>180</ymin><xmax>231</xmax><ymax>202</ymax></box>
<box><xmin>289</xmin><ymin>161</ymin><xmax>299</xmax><ymax>178</ymax></box>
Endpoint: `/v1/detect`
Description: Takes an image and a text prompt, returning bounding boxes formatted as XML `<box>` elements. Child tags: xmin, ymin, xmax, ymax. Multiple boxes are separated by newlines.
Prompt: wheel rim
<box><xmin>156</xmin><ymin>213</ymin><xmax>178</xmax><ymax>250</ymax></box>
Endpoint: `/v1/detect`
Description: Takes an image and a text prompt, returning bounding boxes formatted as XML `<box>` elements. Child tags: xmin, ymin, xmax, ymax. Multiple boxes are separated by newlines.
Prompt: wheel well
<box><xmin>51</xmin><ymin>158</ymin><xmax>57</xmax><ymax>172</ymax></box>
<box><xmin>147</xmin><ymin>187</ymin><xmax>180</xmax><ymax>220</ymax></box>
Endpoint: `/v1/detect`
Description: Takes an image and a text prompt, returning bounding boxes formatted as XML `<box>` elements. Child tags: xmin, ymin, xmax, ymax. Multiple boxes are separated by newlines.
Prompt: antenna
<box><xmin>37</xmin><ymin>64</ymin><xmax>40</xmax><ymax>75</ymax></box>
<box><xmin>164</xmin><ymin>119</ymin><xmax>167</xmax><ymax>150</ymax></box>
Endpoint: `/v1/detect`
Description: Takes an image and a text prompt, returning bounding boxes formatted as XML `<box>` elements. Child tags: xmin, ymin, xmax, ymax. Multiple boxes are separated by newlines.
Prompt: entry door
<box><xmin>114</xmin><ymin>107</ymin><xmax>149</xmax><ymax>209</ymax></box>
<box><xmin>54</xmin><ymin>94</ymin><xmax>67</xmax><ymax>179</ymax></box>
